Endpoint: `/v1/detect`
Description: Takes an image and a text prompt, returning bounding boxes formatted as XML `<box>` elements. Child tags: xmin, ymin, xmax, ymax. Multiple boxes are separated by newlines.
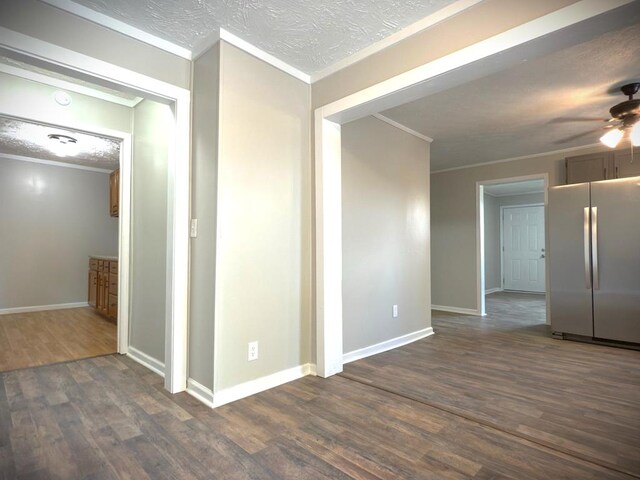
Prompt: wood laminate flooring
<box><xmin>0</xmin><ymin>307</ymin><xmax>116</xmax><ymax>372</ymax></box>
<box><xmin>0</xmin><ymin>354</ymin><xmax>634</xmax><ymax>479</ymax></box>
<box><xmin>343</xmin><ymin>292</ymin><xmax>640</xmax><ymax>477</ymax></box>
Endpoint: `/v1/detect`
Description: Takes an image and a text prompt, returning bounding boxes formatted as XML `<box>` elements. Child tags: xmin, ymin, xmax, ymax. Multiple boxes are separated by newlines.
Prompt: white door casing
<box><xmin>502</xmin><ymin>205</ymin><xmax>545</xmax><ymax>293</ymax></box>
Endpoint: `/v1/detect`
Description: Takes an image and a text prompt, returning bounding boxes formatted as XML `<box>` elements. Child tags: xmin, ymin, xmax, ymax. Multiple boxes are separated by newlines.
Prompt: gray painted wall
<box><xmin>0</xmin><ymin>0</ymin><xmax>190</xmax><ymax>90</ymax></box>
<box><xmin>342</xmin><ymin>116</ymin><xmax>431</xmax><ymax>353</ymax></box>
<box><xmin>484</xmin><ymin>192</ymin><xmax>545</xmax><ymax>291</ymax></box>
<box><xmin>129</xmin><ymin>99</ymin><xmax>171</xmax><ymax>363</ymax></box>
<box><xmin>214</xmin><ymin>42</ymin><xmax>311</xmax><ymax>392</ymax></box>
<box><xmin>0</xmin><ymin>157</ymin><xmax>118</xmax><ymax>309</ymax></box>
<box><xmin>189</xmin><ymin>43</ymin><xmax>220</xmax><ymax>390</ymax></box>
<box><xmin>431</xmin><ymin>144</ymin><xmax>605</xmax><ymax>310</ymax></box>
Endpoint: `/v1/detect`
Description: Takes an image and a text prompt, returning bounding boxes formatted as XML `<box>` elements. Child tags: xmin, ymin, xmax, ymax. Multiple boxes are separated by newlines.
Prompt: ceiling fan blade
<box><xmin>549</xmin><ymin>117</ymin><xmax>610</xmax><ymax>124</ymax></box>
<box><xmin>554</xmin><ymin>128</ymin><xmax>605</xmax><ymax>144</ymax></box>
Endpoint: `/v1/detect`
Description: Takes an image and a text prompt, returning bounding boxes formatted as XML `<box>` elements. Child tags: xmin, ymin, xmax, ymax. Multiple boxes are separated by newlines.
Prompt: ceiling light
<box><xmin>631</xmin><ymin>122</ymin><xmax>640</xmax><ymax>147</ymax></box>
<box><xmin>48</xmin><ymin>133</ymin><xmax>78</xmax><ymax>157</ymax></box>
<box><xmin>53</xmin><ymin>90</ymin><xmax>71</xmax><ymax>106</ymax></box>
<box><xmin>600</xmin><ymin>128</ymin><xmax>623</xmax><ymax>148</ymax></box>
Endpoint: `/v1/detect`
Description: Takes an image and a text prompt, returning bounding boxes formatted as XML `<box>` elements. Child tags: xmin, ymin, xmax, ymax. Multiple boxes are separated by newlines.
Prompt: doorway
<box><xmin>479</xmin><ymin>175</ymin><xmax>548</xmax><ymax>320</ymax></box>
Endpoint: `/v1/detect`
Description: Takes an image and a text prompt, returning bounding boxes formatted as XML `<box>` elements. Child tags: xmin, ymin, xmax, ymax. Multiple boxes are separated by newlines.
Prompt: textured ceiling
<box><xmin>484</xmin><ymin>180</ymin><xmax>544</xmax><ymax>197</ymax></box>
<box><xmin>381</xmin><ymin>22</ymin><xmax>640</xmax><ymax>172</ymax></box>
<box><xmin>70</xmin><ymin>0</ymin><xmax>459</xmax><ymax>74</ymax></box>
<box><xmin>0</xmin><ymin>117</ymin><xmax>120</xmax><ymax>170</ymax></box>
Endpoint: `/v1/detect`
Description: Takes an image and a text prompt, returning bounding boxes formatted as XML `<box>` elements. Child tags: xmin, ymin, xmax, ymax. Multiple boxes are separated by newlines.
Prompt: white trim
<box><xmin>218</xmin><ymin>29</ymin><xmax>310</xmax><ymax>84</ymax></box>
<box><xmin>0</xmin><ymin>302</ymin><xmax>88</xmax><ymax>315</ymax></box>
<box><xmin>0</xmin><ymin>27</ymin><xmax>191</xmax><ymax>394</ymax></box>
<box><xmin>343</xmin><ymin>328</ymin><xmax>434</xmax><ymax>364</ymax></box>
<box><xmin>191</xmin><ymin>31</ymin><xmax>220</xmax><ymax>61</ymax></box>
<box><xmin>213</xmin><ymin>364</ymin><xmax>315</xmax><ymax>408</ymax></box>
<box><xmin>485</xmin><ymin>189</ymin><xmax>545</xmax><ymax>198</ymax></box>
<box><xmin>311</xmin><ymin>0</ymin><xmax>483</xmax><ymax>82</ymax></box>
<box><xmin>0</xmin><ymin>63</ymin><xmax>143</xmax><ymax>107</ymax></box>
<box><xmin>126</xmin><ymin>346</ymin><xmax>166</xmax><ymax>378</ymax></box>
<box><xmin>432</xmin><ymin>143</ymin><xmax>602</xmax><ymax>174</ymax></box>
<box><xmin>0</xmin><ymin>152</ymin><xmax>113</xmax><ymax>173</ymax></box>
<box><xmin>186</xmin><ymin>378</ymin><xmax>215</xmax><ymax>408</ymax></box>
<box><xmin>40</xmin><ymin>0</ymin><xmax>192</xmax><ymax>60</ymax></box>
<box><xmin>372</xmin><ymin>114</ymin><xmax>433</xmax><ymax>143</ymax></box>
<box><xmin>313</xmin><ymin>0</ymin><xmax>631</xmax><ymax>377</ymax></box>
<box><xmin>431</xmin><ymin>305</ymin><xmax>482</xmax><ymax>316</ymax></box>
<box><xmin>484</xmin><ymin>287</ymin><xmax>503</xmax><ymax>295</ymax></box>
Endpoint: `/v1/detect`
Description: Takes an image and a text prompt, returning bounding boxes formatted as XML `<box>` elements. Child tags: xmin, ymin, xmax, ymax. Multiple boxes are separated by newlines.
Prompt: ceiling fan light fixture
<box><xmin>600</xmin><ymin>128</ymin><xmax>623</xmax><ymax>148</ymax></box>
<box><xmin>631</xmin><ymin>122</ymin><xmax>640</xmax><ymax>147</ymax></box>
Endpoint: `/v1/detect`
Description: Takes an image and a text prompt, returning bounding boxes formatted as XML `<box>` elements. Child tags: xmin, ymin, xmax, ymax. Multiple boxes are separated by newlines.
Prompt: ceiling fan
<box><xmin>598</xmin><ymin>82</ymin><xmax>640</xmax><ymax>148</ymax></box>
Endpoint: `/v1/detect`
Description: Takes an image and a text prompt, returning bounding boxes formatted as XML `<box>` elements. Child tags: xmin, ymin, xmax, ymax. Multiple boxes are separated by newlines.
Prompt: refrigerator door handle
<box><xmin>584</xmin><ymin>207</ymin><xmax>591</xmax><ymax>289</ymax></box>
<box><xmin>591</xmin><ymin>206</ymin><xmax>599</xmax><ymax>290</ymax></box>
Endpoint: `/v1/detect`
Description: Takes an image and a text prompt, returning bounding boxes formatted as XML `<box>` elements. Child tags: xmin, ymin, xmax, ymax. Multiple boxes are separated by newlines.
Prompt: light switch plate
<box><xmin>392</xmin><ymin>305</ymin><xmax>398</xmax><ymax>318</ymax></box>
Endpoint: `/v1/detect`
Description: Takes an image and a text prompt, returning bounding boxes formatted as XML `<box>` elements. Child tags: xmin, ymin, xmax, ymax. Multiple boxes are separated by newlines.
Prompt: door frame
<box><xmin>0</xmin><ymin>114</ymin><xmax>132</xmax><ymax>355</ymax></box>
<box><xmin>0</xmin><ymin>27</ymin><xmax>191</xmax><ymax>393</ymax></box>
<box><xmin>500</xmin><ymin>203</ymin><xmax>545</xmax><ymax>293</ymax></box>
<box><xmin>476</xmin><ymin>174</ymin><xmax>549</xmax><ymax>323</ymax></box>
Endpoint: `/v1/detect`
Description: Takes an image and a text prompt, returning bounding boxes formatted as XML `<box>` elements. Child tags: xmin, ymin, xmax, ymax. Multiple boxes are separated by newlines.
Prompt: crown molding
<box><xmin>310</xmin><ymin>0</ymin><xmax>484</xmax><ymax>82</ymax></box>
<box><xmin>40</xmin><ymin>0</ymin><xmax>192</xmax><ymax>60</ymax></box>
<box><xmin>0</xmin><ymin>63</ymin><xmax>143</xmax><ymax>107</ymax></box>
<box><xmin>432</xmin><ymin>143</ymin><xmax>602</xmax><ymax>174</ymax></box>
<box><xmin>0</xmin><ymin>152</ymin><xmax>114</xmax><ymax>173</ymax></box>
<box><xmin>219</xmin><ymin>29</ymin><xmax>311</xmax><ymax>84</ymax></box>
<box><xmin>373</xmin><ymin>113</ymin><xmax>433</xmax><ymax>143</ymax></box>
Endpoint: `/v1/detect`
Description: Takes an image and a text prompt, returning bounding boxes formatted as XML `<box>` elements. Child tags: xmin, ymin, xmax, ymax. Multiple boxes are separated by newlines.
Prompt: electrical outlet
<box><xmin>248</xmin><ymin>341</ymin><xmax>258</xmax><ymax>361</ymax></box>
<box><xmin>392</xmin><ymin>305</ymin><xmax>398</xmax><ymax>318</ymax></box>
<box><xmin>190</xmin><ymin>219</ymin><xmax>198</xmax><ymax>238</ymax></box>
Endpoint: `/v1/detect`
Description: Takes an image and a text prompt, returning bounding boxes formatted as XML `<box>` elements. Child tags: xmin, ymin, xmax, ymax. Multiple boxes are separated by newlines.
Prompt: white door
<box><xmin>503</xmin><ymin>205</ymin><xmax>545</xmax><ymax>292</ymax></box>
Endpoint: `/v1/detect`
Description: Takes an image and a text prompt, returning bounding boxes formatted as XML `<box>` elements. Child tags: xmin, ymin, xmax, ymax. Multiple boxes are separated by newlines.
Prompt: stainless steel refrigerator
<box><xmin>549</xmin><ymin>176</ymin><xmax>640</xmax><ymax>344</ymax></box>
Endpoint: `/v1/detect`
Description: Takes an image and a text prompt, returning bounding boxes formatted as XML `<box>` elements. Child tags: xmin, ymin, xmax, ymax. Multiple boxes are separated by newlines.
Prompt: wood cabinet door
<box><xmin>88</xmin><ymin>270</ymin><xmax>97</xmax><ymax>308</ymax></box>
<box><xmin>565</xmin><ymin>152</ymin><xmax>612</xmax><ymax>184</ymax></box>
<box><xmin>109</xmin><ymin>169</ymin><xmax>119</xmax><ymax>217</ymax></box>
<box><xmin>613</xmin><ymin>148</ymin><xmax>640</xmax><ymax>178</ymax></box>
<box><xmin>107</xmin><ymin>294</ymin><xmax>118</xmax><ymax>321</ymax></box>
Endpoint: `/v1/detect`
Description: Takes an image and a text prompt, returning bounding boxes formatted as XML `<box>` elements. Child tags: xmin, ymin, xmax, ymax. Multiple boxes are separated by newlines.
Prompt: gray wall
<box><xmin>484</xmin><ymin>192</ymin><xmax>545</xmax><ymax>291</ymax></box>
<box><xmin>129</xmin><ymin>99</ymin><xmax>171</xmax><ymax>363</ymax></box>
<box><xmin>0</xmin><ymin>157</ymin><xmax>118</xmax><ymax>309</ymax></box>
<box><xmin>214</xmin><ymin>41</ymin><xmax>311</xmax><ymax>392</ymax></box>
<box><xmin>0</xmin><ymin>0</ymin><xmax>190</xmax><ymax>90</ymax></box>
<box><xmin>431</xmin><ymin>144</ymin><xmax>605</xmax><ymax>311</ymax></box>
<box><xmin>342</xmin><ymin>116</ymin><xmax>431</xmax><ymax>353</ymax></box>
<box><xmin>189</xmin><ymin>43</ymin><xmax>220</xmax><ymax>390</ymax></box>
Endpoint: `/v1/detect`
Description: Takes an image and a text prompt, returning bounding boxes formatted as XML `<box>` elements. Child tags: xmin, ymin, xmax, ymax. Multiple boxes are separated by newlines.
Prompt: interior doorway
<box><xmin>478</xmin><ymin>175</ymin><xmax>549</xmax><ymax>321</ymax></box>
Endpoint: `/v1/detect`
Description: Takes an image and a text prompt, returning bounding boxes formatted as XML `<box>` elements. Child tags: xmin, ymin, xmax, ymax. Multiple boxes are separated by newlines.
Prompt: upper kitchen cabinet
<box><xmin>109</xmin><ymin>169</ymin><xmax>119</xmax><ymax>217</ymax></box>
<box><xmin>566</xmin><ymin>147</ymin><xmax>640</xmax><ymax>184</ymax></box>
<box><xmin>614</xmin><ymin>147</ymin><xmax>640</xmax><ymax>178</ymax></box>
<box><xmin>565</xmin><ymin>152</ymin><xmax>611</xmax><ymax>184</ymax></box>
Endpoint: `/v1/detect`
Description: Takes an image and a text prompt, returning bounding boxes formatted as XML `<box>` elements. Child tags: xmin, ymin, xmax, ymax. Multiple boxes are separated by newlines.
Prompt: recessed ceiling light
<box><xmin>53</xmin><ymin>90</ymin><xmax>71</xmax><ymax>106</ymax></box>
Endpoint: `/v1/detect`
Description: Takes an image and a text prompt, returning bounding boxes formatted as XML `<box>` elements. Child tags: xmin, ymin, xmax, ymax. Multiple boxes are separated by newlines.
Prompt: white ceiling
<box><xmin>381</xmin><ymin>22</ymin><xmax>640</xmax><ymax>172</ymax></box>
<box><xmin>68</xmin><ymin>0</ymin><xmax>460</xmax><ymax>74</ymax></box>
<box><xmin>484</xmin><ymin>180</ymin><xmax>544</xmax><ymax>197</ymax></box>
<box><xmin>0</xmin><ymin>117</ymin><xmax>120</xmax><ymax>170</ymax></box>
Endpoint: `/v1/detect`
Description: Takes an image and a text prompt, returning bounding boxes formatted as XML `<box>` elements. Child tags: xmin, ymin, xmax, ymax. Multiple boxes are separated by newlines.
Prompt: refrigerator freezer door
<box><xmin>591</xmin><ymin>176</ymin><xmax>640</xmax><ymax>343</ymax></box>
<box><xmin>549</xmin><ymin>183</ymin><xmax>593</xmax><ymax>336</ymax></box>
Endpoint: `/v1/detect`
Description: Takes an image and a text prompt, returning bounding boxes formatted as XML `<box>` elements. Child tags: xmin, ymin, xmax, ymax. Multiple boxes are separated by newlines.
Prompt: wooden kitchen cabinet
<box><xmin>89</xmin><ymin>257</ymin><xmax>118</xmax><ymax>323</ymax></box>
<box><xmin>566</xmin><ymin>147</ymin><xmax>640</xmax><ymax>184</ymax></box>
<box><xmin>109</xmin><ymin>169</ymin><xmax>119</xmax><ymax>217</ymax></box>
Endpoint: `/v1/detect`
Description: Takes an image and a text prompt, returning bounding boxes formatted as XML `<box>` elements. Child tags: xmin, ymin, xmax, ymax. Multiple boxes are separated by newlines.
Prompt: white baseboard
<box><xmin>431</xmin><ymin>304</ymin><xmax>483</xmax><ymax>316</ymax></box>
<box><xmin>127</xmin><ymin>346</ymin><xmax>165</xmax><ymax>378</ymax></box>
<box><xmin>485</xmin><ymin>287</ymin><xmax>503</xmax><ymax>295</ymax></box>
<box><xmin>343</xmin><ymin>327</ymin><xmax>434</xmax><ymax>365</ymax></box>
<box><xmin>0</xmin><ymin>302</ymin><xmax>89</xmax><ymax>315</ymax></box>
<box><xmin>212</xmin><ymin>363</ymin><xmax>314</xmax><ymax>408</ymax></box>
<box><xmin>186</xmin><ymin>378</ymin><xmax>215</xmax><ymax>408</ymax></box>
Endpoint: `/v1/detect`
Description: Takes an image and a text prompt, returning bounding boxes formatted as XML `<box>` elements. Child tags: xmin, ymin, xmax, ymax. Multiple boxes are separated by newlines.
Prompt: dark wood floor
<box><xmin>344</xmin><ymin>292</ymin><xmax>640</xmax><ymax>477</ymax></box>
<box><xmin>0</xmin><ymin>292</ymin><xmax>638</xmax><ymax>479</ymax></box>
